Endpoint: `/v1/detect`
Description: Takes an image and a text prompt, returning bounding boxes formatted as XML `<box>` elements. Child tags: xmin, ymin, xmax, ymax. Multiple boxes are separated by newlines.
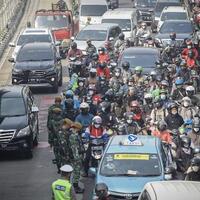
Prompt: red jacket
<box><xmin>98</xmin><ymin>53</ymin><xmax>110</xmax><ymax>63</ymax></box>
<box><xmin>97</xmin><ymin>67</ymin><xmax>111</xmax><ymax>79</ymax></box>
<box><xmin>86</xmin><ymin>126</ymin><xmax>105</xmax><ymax>138</ymax></box>
<box><xmin>182</xmin><ymin>48</ymin><xmax>199</xmax><ymax>60</ymax></box>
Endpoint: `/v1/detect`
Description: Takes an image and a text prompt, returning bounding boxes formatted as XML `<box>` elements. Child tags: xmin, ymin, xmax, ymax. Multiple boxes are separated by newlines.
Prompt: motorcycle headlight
<box><xmin>17</xmin><ymin>126</ymin><xmax>30</xmax><ymax>137</ymax></box>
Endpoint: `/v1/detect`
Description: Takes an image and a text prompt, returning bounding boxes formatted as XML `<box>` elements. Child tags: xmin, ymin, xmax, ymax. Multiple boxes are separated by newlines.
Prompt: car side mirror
<box><xmin>31</xmin><ymin>106</ymin><xmax>39</xmax><ymax>113</ymax></box>
<box><xmin>9</xmin><ymin>42</ymin><xmax>15</xmax><ymax>47</ymax></box>
<box><xmin>8</xmin><ymin>57</ymin><xmax>15</xmax><ymax>63</ymax></box>
<box><xmin>89</xmin><ymin>167</ymin><xmax>97</xmax><ymax>176</ymax></box>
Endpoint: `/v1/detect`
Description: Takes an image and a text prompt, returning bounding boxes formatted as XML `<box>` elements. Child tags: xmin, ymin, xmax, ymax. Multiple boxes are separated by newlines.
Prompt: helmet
<box><xmin>161</xmin><ymin>80</ymin><xmax>169</xmax><ymax>87</ymax></box>
<box><xmin>175</xmin><ymin>77</ymin><xmax>184</xmax><ymax>85</ymax></box>
<box><xmin>154</xmin><ymin>98</ymin><xmax>163</xmax><ymax>108</ymax></box>
<box><xmin>65</xmin><ymin>90</ymin><xmax>74</xmax><ymax>99</ymax></box>
<box><xmin>92</xmin><ymin>116</ymin><xmax>102</xmax><ymax>128</ymax></box>
<box><xmin>144</xmin><ymin>93</ymin><xmax>153</xmax><ymax>99</ymax></box>
<box><xmin>135</xmin><ymin>66</ymin><xmax>143</xmax><ymax>72</ymax></box>
<box><xmin>80</xmin><ymin>102</ymin><xmax>89</xmax><ymax>115</ymax></box>
<box><xmin>114</xmin><ymin>67</ymin><xmax>121</xmax><ymax>77</ymax></box>
<box><xmin>182</xmin><ymin>96</ymin><xmax>191</xmax><ymax>107</ymax></box>
<box><xmin>186</xmin><ymin>85</ymin><xmax>195</xmax><ymax>97</ymax></box>
<box><xmin>158</xmin><ymin>120</ymin><xmax>167</xmax><ymax>131</ymax></box>
<box><xmin>60</xmin><ymin>165</ymin><xmax>73</xmax><ymax>173</ymax></box>
<box><xmin>164</xmin><ymin>166</ymin><xmax>176</xmax><ymax>180</ymax></box>
<box><xmin>119</xmin><ymin>32</ymin><xmax>125</xmax><ymax>40</ymax></box>
<box><xmin>193</xmin><ymin>147</ymin><xmax>200</xmax><ymax>154</ymax></box>
<box><xmin>150</xmin><ymin>70</ymin><xmax>157</xmax><ymax>76</ymax></box>
<box><xmin>71</xmin><ymin>42</ymin><xmax>77</xmax><ymax>49</ymax></box>
<box><xmin>181</xmin><ymin>136</ymin><xmax>191</xmax><ymax>148</ymax></box>
<box><xmin>92</xmin><ymin>53</ymin><xmax>99</xmax><ymax>61</ymax></box>
<box><xmin>126</xmin><ymin>112</ymin><xmax>134</xmax><ymax>124</ymax></box>
<box><xmin>100</xmin><ymin>101</ymin><xmax>111</xmax><ymax>113</ymax></box>
<box><xmin>104</xmin><ymin>89</ymin><xmax>114</xmax><ymax>101</ymax></box>
<box><xmin>98</xmin><ymin>47</ymin><xmax>105</xmax><ymax>54</ymax></box>
<box><xmin>167</xmin><ymin>102</ymin><xmax>178</xmax><ymax>111</ymax></box>
<box><xmin>95</xmin><ymin>183</ymin><xmax>108</xmax><ymax>199</ymax></box>
<box><xmin>191</xmin><ymin>157</ymin><xmax>200</xmax><ymax>166</ymax></box>
<box><xmin>122</xmin><ymin>61</ymin><xmax>130</xmax><ymax>70</ymax></box>
<box><xmin>155</xmin><ymin>75</ymin><xmax>162</xmax><ymax>82</ymax></box>
<box><xmin>169</xmin><ymin>32</ymin><xmax>176</xmax><ymax>40</ymax></box>
<box><xmin>99</xmin><ymin>62</ymin><xmax>107</xmax><ymax>69</ymax></box>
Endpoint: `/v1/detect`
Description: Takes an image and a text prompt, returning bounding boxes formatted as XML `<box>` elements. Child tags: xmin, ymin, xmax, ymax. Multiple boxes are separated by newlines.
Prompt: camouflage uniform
<box><xmin>49</xmin><ymin>108</ymin><xmax>63</xmax><ymax>172</ymax></box>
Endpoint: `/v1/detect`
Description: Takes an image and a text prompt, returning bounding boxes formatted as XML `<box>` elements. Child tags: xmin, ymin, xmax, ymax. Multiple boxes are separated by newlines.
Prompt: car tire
<box><xmin>52</xmin><ymin>80</ymin><xmax>58</xmax><ymax>93</ymax></box>
<box><xmin>58</xmin><ymin>68</ymin><xmax>63</xmax><ymax>86</ymax></box>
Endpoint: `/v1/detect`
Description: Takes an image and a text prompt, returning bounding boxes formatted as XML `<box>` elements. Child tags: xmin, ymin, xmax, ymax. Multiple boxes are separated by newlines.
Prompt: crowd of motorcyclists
<box><xmin>50</xmin><ymin>0</ymin><xmax>200</xmax><ymax>199</ymax></box>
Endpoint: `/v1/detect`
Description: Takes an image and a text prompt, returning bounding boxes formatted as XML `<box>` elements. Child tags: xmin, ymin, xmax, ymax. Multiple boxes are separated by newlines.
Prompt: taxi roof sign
<box><xmin>120</xmin><ymin>134</ymin><xmax>143</xmax><ymax>146</ymax></box>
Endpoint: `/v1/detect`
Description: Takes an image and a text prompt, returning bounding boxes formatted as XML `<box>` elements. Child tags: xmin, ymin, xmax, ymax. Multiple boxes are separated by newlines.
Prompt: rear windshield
<box><xmin>161</xmin><ymin>12</ymin><xmax>187</xmax><ymax>21</ymax></box>
<box><xmin>80</xmin><ymin>5</ymin><xmax>107</xmax><ymax>16</ymax></box>
<box><xmin>35</xmin><ymin>15</ymin><xmax>69</xmax><ymax>28</ymax></box>
<box><xmin>155</xmin><ymin>2</ymin><xmax>181</xmax><ymax>16</ymax></box>
<box><xmin>17</xmin><ymin>47</ymin><xmax>54</xmax><ymax>62</ymax></box>
<box><xmin>136</xmin><ymin>0</ymin><xmax>157</xmax><ymax>8</ymax></box>
<box><xmin>17</xmin><ymin>34</ymin><xmax>52</xmax><ymax>46</ymax></box>
<box><xmin>102</xmin><ymin>19</ymin><xmax>132</xmax><ymax>31</ymax></box>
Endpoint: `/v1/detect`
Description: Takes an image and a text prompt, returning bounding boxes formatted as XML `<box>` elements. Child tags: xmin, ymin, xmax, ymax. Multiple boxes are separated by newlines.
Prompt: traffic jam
<box><xmin>1</xmin><ymin>0</ymin><xmax>200</xmax><ymax>199</ymax></box>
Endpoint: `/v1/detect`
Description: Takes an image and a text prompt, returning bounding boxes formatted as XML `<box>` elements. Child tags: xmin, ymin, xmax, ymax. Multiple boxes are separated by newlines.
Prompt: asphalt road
<box><xmin>0</xmin><ymin>0</ymin><xmax>132</xmax><ymax>200</ymax></box>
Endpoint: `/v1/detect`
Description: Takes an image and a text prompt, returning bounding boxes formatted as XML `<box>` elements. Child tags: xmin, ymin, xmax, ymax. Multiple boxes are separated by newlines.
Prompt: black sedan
<box><xmin>155</xmin><ymin>20</ymin><xmax>194</xmax><ymax>47</ymax></box>
<box><xmin>119</xmin><ymin>47</ymin><xmax>160</xmax><ymax>74</ymax></box>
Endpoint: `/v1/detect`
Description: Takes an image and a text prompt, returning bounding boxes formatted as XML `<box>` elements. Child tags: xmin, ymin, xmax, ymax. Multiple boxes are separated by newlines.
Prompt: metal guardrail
<box><xmin>0</xmin><ymin>0</ymin><xmax>28</xmax><ymax>60</ymax></box>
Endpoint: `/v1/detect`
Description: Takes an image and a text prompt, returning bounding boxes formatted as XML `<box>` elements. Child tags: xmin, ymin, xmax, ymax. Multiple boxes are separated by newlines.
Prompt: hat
<box><xmin>63</xmin><ymin>118</ymin><xmax>73</xmax><ymax>126</ymax></box>
<box><xmin>71</xmin><ymin>122</ymin><xmax>83</xmax><ymax>131</ymax></box>
<box><xmin>53</xmin><ymin>108</ymin><xmax>62</xmax><ymax>113</ymax></box>
<box><xmin>55</xmin><ymin>96</ymin><xmax>62</xmax><ymax>103</ymax></box>
<box><xmin>60</xmin><ymin>165</ymin><xmax>73</xmax><ymax>173</ymax></box>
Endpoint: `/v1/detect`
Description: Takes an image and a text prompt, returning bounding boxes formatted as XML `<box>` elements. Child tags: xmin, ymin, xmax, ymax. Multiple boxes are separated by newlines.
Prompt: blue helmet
<box><xmin>66</xmin><ymin>90</ymin><xmax>74</xmax><ymax>98</ymax></box>
<box><xmin>175</xmin><ymin>77</ymin><xmax>184</xmax><ymax>85</ymax></box>
<box><xmin>184</xmin><ymin>119</ymin><xmax>193</xmax><ymax>126</ymax></box>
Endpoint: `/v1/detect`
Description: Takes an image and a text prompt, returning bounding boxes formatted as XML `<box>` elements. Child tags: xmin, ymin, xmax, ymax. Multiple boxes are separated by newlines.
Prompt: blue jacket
<box><xmin>75</xmin><ymin>113</ymin><xmax>94</xmax><ymax>128</ymax></box>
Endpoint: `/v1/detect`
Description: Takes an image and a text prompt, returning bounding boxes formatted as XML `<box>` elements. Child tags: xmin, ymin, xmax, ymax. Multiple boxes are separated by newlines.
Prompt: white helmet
<box><xmin>186</xmin><ymin>86</ymin><xmax>195</xmax><ymax>92</ymax></box>
<box><xmin>80</xmin><ymin>102</ymin><xmax>89</xmax><ymax>109</ymax></box>
<box><xmin>60</xmin><ymin>165</ymin><xmax>73</xmax><ymax>173</ymax></box>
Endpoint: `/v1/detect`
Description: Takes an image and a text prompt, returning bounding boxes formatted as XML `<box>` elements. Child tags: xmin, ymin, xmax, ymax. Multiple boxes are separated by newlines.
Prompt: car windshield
<box><xmin>76</xmin><ymin>30</ymin><xmax>107</xmax><ymax>41</ymax></box>
<box><xmin>80</xmin><ymin>5</ymin><xmax>107</xmax><ymax>16</ymax></box>
<box><xmin>17</xmin><ymin>34</ymin><xmax>52</xmax><ymax>46</ymax></box>
<box><xmin>0</xmin><ymin>97</ymin><xmax>26</xmax><ymax>117</ymax></box>
<box><xmin>102</xmin><ymin>19</ymin><xmax>132</xmax><ymax>31</ymax></box>
<box><xmin>16</xmin><ymin>48</ymin><xmax>54</xmax><ymax>62</ymax></box>
<box><xmin>100</xmin><ymin>153</ymin><xmax>161</xmax><ymax>176</ymax></box>
<box><xmin>136</xmin><ymin>0</ymin><xmax>157</xmax><ymax>8</ymax></box>
<box><xmin>35</xmin><ymin>15</ymin><xmax>69</xmax><ymax>28</ymax></box>
<box><xmin>161</xmin><ymin>12</ymin><xmax>187</xmax><ymax>21</ymax></box>
<box><xmin>121</xmin><ymin>52</ymin><xmax>158</xmax><ymax>69</ymax></box>
<box><xmin>155</xmin><ymin>2</ymin><xmax>181</xmax><ymax>17</ymax></box>
<box><xmin>160</xmin><ymin>21</ymin><xmax>193</xmax><ymax>34</ymax></box>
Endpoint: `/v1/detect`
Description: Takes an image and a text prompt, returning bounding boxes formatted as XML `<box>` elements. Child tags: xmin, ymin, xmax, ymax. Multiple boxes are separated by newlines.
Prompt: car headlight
<box><xmin>17</xmin><ymin>126</ymin><xmax>30</xmax><ymax>137</ymax></box>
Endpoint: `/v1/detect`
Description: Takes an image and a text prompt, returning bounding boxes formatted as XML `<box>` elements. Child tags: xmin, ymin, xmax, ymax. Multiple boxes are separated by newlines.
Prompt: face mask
<box><xmin>187</xmin><ymin>45</ymin><xmax>192</xmax><ymax>49</ymax></box>
<box><xmin>115</xmin><ymin>72</ymin><xmax>120</xmax><ymax>77</ymax></box>
<box><xmin>160</xmin><ymin>94</ymin><xmax>166</xmax><ymax>100</ymax></box>
<box><xmin>171</xmin><ymin>109</ymin><xmax>177</xmax><ymax>115</ymax></box>
<box><xmin>193</xmin><ymin>128</ymin><xmax>200</xmax><ymax>133</ymax></box>
<box><xmin>79</xmin><ymin>82</ymin><xmax>84</xmax><ymax>87</ymax></box>
<box><xmin>89</xmin><ymin>90</ymin><xmax>94</xmax><ymax>95</ymax></box>
<box><xmin>142</xmin><ymin>26</ymin><xmax>146</xmax><ymax>29</ymax></box>
<box><xmin>99</xmin><ymin>51</ymin><xmax>103</xmax><ymax>54</ymax></box>
<box><xmin>192</xmin><ymin>166</ymin><xmax>199</xmax><ymax>172</ymax></box>
<box><xmin>127</xmin><ymin>119</ymin><xmax>132</xmax><ymax>124</ymax></box>
<box><xmin>94</xmin><ymin>124</ymin><xmax>101</xmax><ymax>128</ymax></box>
<box><xmin>183</xmin><ymin>102</ymin><xmax>190</xmax><ymax>107</ymax></box>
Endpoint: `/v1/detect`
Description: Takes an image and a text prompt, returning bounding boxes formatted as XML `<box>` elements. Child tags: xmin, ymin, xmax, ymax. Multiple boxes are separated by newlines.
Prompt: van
<box><xmin>138</xmin><ymin>181</ymin><xmax>200</xmax><ymax>200</ymax></box>
<box><xmin>79</xmin><ymin>0</ymin><xmax>108</xmax><ymax>30</ymax></box>
<box><xmin>101</xmin><ymin>8</ymin><xmax>137</xmax><ymax>38</ymax></box>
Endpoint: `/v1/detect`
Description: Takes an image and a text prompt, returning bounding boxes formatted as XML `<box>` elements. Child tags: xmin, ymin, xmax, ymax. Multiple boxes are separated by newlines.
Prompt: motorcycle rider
<box><xmin>171</xmin><ymin>77</ymin><xmax>186</xmax><ymax>100</ymax></box>
<box><xmin>98</xmin><ymin>47</ymin><xmax>110</xmax><ymax>63</ymax></box>
<box><xmin>165</xmin><ymin>102</ymin><xmax>184</xmax><ymax>131</ymax></box>
<box><xmin>83</xmin><ymin>116</ymin><xmax>108</xmax><ymax>176</ymax></box>
<box><xmin>105</xmin><ymin>41</ymin><xmax>115</xmax><ymax>60</ymax></box>
<box><xmin>133</xmin><ymin>66</ymin><xmax>145</xmax><ymax>85</ymax></box>
<box><xmin>85</xmin><ymin>68</ymin><xmax>99</xmax><ymax>88</ymax></box>
<box><xmin>109</xmin><ymin>67</ymin><xmax>122</xmax><ymax>87</ymax></box>
<box><xmin>121</xmin><ymin>61</ymin><xmax>132</xmax><ymax>82</ymax></box>
<box><xmin>182</xmin><ymin>39</ymin><xmax>199</xmax><ymax>60</ymax></box>
<box><xmin>75</xmin><ymin>102</ymin><xmax>94</xmax><ymax>129</ymax></box>
<box><xmin>114</xmin><ymin>32</ymin><xmax>125</xmax><ymax>53</ymax></box>
<box><xmin>188</xmin><ymin>118</ymin><xmax>200</xmax><ymax>147</ymax></box>
<box><xmin>136</xmin><ymin>22</ymin><xmax>151</xmax><ymax>45</ymax></box>
<box><xmin>86</xmin><ymin>39</ymin><xmax>96</xmax><ymax>55</ymax></box>
<box><xmin>143</xmin><ymin>93</ymin><xmax>154</xmax><ymax>116</ymax></box>
<box><xmin>67</xmin><ymin>42</ymin><xmax>83</xmax><ymax>59</ymax></box>
<box><xmin>97</xmin><ymin>62</ymin><xmax>111</xmax><ymax>80</ymax></box>
<box><xmin>185</xmin><ymin>157</ymin><xmax>200</xmax><ymax>181</ymax></box>
<box><xmin>179</xmin><ymin>96</ymin><xmax>197</xmax><ymax>121</ymax></box>
<box><xmin>56</xmin><ymin>0</ymin><xmax>68</xmax><ymax>10</ymax></box>
<box><xmin>95</xmin><ymin>183</ymin><xmax>110</xmax><ymax>200</ymax></box>
<box><xmin>152</xmin><ymin>120</ymin><xmax>172</xmax><ymax>144</ymax></box>
<box><xmin>185</xmin><ymin>85</ymin><xmax>200</xmax><ymax>107</ymax></box>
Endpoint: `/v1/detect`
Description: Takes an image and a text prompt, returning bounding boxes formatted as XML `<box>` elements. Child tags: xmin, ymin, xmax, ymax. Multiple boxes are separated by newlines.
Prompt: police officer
<box><xmin>58</xmin><ymin>118</ymin><xmax>73</xmax><ymax>166</ymax></box>
<box><xmin>50</xmin><ymin>108</ymin><xmax>64</xmax><ymax>173</ymax></box>
<box><xmin>47</xmin><ymin>96</ymin><xmax>62</xmax><ymax>147</ymax></box>
<box><xmin>52</xmin><ymin>165</ymin><xmax>77</xmax><ymax>200</ymax></box>
<box><xmin>69</xmin><ymin>122</ymin><xmax>84</xmax><ymax>193</ymax></box>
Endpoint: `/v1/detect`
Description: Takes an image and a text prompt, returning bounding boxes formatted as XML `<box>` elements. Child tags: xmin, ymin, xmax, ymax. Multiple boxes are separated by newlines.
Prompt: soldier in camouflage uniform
<box><xmin>47</xmin><ymin>96</ymin><xmax>62</xmax><ymax>147</ymax></box>
<box><xmin>49</xmin><ymin>107</ymin><xmax>64</xmax><ymax>173</ymax></box>
<box><xmin>69</xmin><ymin>122</ymin><xmax>84</xmax><ymax>193</ymax></box>
<box><xmin>57</xmin><ymin>118</ymin><xmax>73</xmax><ymax>166</ymax></box>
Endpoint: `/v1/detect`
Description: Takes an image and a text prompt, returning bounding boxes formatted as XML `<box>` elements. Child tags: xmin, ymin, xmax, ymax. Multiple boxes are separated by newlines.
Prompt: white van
<box><xmin>101</xmin><ymin>8</ymin><xmax>138</xmax><ymax>39</ymax></box>
<box><xmin>138</xmin><ymin>181</ymin><xmax>200</xmax><ymax>200</ymax></box>
<box><xmin>79</xmin><ymin>0</ymin><xmax>108</xmax><ymax>30</ymax></box>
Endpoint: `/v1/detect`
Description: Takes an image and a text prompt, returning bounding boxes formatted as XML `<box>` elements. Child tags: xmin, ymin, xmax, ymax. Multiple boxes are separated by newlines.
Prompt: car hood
<box><xmin>0</xmin><ymin>115</ymin><xmax>27</xmax><ymax>131</ymax></box>
<box><xmin>97</xmin><ymin>175</ymin><xmax>163</xmax><ymax>194</ymax></box>
<box><xmin>15</xmin><ymin>60</ymin><xmax>55</xmax><ymax>70</ymax></box>
<box><xmin>156</xmin><ymin>33</ymin><xmax>192</xmax><ymax>40</ymax></box>
<box><xmin>75</xmin><ymin>40</ymin><xmax>105</xmax><ymax>51</ymax></box>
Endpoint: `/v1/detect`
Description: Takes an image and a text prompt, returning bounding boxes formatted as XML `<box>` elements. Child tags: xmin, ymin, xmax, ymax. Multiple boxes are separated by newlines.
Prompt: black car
<box><xmin>134</xmin><ymin>0</ymin><xmax>157</xmax><ymax>24</ymax></box>
<box><xmin>155</xmin><ymin>20</ymin><xmax>194</xmax><ymax>47</ymax></box>
<box><xmin>0</xmin><ymin>85</ymin><xmax>39</xmax><ymax>158</ymax></box>
<box><xmin>10</xmin><ymin>42</ymin><xmax>62</xmax><ymax>93</ymax></box>
<box><xmin>119</xmin><ymin>47</ymin><xmax>160</xmax><ymax>74</ymax></box>
<box><xmin>107</xmin><ymin>0</ymin><xmax>119</xmax><ymax>9</ymax></box>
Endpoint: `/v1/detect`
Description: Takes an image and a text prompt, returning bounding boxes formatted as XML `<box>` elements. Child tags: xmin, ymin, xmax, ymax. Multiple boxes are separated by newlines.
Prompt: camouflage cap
<box><xmin>63</xmin><ymin>118</ymin><xmax>73</xmax><ymax>126</ymax></box>
<box><xmin>71</xmin><ymin>122</ymin><xmax>82</xmax><ymax>131</ymax></box>
<box><xmin>55</xmin><ymin>96</ymin><xmax>62</xmax><ymax>103</ymax></box>
<box><xmin>53</xmin><ymin>107</ymin><xmax>62</xmax><ymax>113</ymax></box>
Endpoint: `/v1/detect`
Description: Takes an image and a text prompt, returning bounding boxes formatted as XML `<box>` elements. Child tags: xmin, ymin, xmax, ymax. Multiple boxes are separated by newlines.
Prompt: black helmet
<box><xmin>122</xmin><ymin>61</ymin><xmax>130</xmax><ymax>70</ymax></box>
<box><xmin>167</xmin><ymin>102</ymin><xmax>178</xmax><ymax>111</ymax></box>
<box><xmin>95</xmin><ymin>183</ymin><xmax>108</xmax><ymax>199</ymax></box>
<box><xmin>119</xmin><ymin>33</ymin><xmax>125</xmax><ymax>40</ymax></box>
<box><xmin>158</xmin><ymin>120</ymin><xmax>167</xmax><ymax>131</ymax></box>
<box><xmin>181</xmin><ymin>136</ymin><xmax>191</xmax><ymax>148</ymax></box>
<box><xmin>191</xmin><ymin>157</ymin><xmax>200</xmax><ymax>166</ymax></box>
<box><xmin>98</xmin><ymin>47</ymin><xmax>105</xmax><ymax>53</ymax></box>
<box><xmin>71</xmin><ymin>42</ymin><xmax>77</xmax><ymax>49</ymax></box>
<box><xmin>154</xmin><ymin>98</ymin><xmax>163</xmax><ymax>108</ymax></box>
<box><xmin>169</xmin><ymin>32</ymin><xmax>176</xmax><ymax>40</ymax></box>
<box><xmin>100</xmin><ymin>101</ymin><xmax>111</xmax><ymax>113</ymax></box>
<box><xmin>155</xmin><ymin>75</ymin><xmax>162</xmax><ymax>82</ymax></box>
<box><xmin>193</xmin><ymin>147</ymin><xmax>200</xmax><ymax>155</ymax></box>
<box><xmin>104</xmin><ymin>89</ymin><xmax>114</xmax><ymax>101</ymax></box>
